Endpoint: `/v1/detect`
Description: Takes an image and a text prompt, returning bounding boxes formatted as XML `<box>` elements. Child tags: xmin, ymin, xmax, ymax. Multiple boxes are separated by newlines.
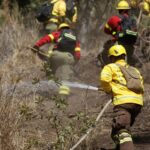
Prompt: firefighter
<box><xmin>44</xmin><ymin>0</ymin><xmax>78</xmax><ymax>33</ymax></box>
<box><xmin>103</xmin><ymin>0</ymin><xmax>138</xmax><ymax>65</ymax></box>
<box><xmin>33</xmin><ymin>23</ymin><xmax>81</xmax><ymax>95</ymax></box>
<box><xmin>128</xmin><ymin>0</ymin><xmax>140</xmax><ymax>18</ymax></box>
<box><xmin>100</xmin><ymin>45</ymin><xmax>144</xmax><ymax>150</ymax></box>
<box><xmin>44</xmin><ymin>0</ymin><xmax>66</xmax><ymax>33</ymax></box>
<box><xmin>64</xmin><ymin>0</ymin><xmax>78</xmax><ymax>24</ymax></box>
<box><xmin>139</xmin><ymin>1</ymin><xmax>150</xmax><ymax>27</ymax></box>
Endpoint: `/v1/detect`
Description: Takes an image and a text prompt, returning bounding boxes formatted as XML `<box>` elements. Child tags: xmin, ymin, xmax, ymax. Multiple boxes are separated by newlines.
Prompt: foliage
<box><xmin>0</xmin><ymin>1</ymin><xmax>149</xmax><ymax>150</ymax></box>
<box><xmin>0</xmin><ymin>0</ymin><xmax>116</xmax><ymax>50</ymax></box>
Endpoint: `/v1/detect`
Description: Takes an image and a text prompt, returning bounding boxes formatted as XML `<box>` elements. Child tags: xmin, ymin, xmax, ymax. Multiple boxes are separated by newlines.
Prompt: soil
<box><xmin>1</xmin><ymin>27</ymin><xmax>149</xmax><ymax>150</ymax></box>
<box><xmin>67</xmin><ymin>49</ymin><xmax>150</xmax><ymax>150</ymax></box>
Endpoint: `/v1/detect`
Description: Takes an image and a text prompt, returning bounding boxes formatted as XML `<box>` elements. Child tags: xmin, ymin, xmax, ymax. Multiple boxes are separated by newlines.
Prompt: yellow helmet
<box><xmin>143</xmin><ymin>2</ymin><xmax>149</xmax><ymax>13</ymax></box>
<box><xmin>116</xmin><ymin>0</ymin><xmax>131</xmax><ymax>10</ymax></box>
<box><xmin>144</xmin><ymin>0</ymin><xmax>150</xmax><ymax>3</ymax></box>
<box><xmin>108</xmin><ymin>45</ymin><xmax>127</xmax><ymax>57</ymax></box>
<box><xmin>130</xmin><ymin>0</ymin><xmax>138</xmax><ymax>8</ymax></box>
<box><xmin>58</xmin><ymin>23</ymin><xmax>70</xmax><ymax>29</ymax></box>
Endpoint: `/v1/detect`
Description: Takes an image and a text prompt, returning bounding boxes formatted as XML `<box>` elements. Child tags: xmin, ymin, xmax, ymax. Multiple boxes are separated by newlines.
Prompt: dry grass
<box><xmin>0</xmin><ymin>12</ymin><xmax>99</xmax><ymax>149</ymax></box>
<box><xmin>0</xmin><ymin>2</ymin><xmax>149</xmax><ymax>150</ymax></box>
<box><xmin>0</xmin><ymin>6</ymin><xmax>47</xmax><ymax>150</ymax></box>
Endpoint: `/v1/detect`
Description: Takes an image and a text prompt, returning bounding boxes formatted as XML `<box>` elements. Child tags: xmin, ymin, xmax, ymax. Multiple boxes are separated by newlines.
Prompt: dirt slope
<box><xmin>0</xmin><ymin>19</ymin><xmax>150</xmax><ymax>150</ymax></box>
<box><xmin>71</xmin><ymin>50</ymin><xmax>150</xmax><ymax>150</ymax></box>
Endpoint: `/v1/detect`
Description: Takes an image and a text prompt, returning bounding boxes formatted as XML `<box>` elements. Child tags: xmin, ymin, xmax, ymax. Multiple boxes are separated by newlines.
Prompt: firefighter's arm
<box><xmin>34</xmin><ymin>35</ymin><xmax>52</xmax><ymax>47</ymax></box>
<box><xmin>32</xmin><ymin>35</ymin><xmax>52</xmax><ymax>53</ymax></box>
<box><xmin>104</xmin><ymin>23</ymin><xmax>112</xmax><ymax>35</ymax></box>
<box><xmin>34</xmin><ymin>31</ymin><xmax>60</xmax><ymax>48</ymax></box>
<box><xmin>72</xmin><ymin>7</ymin><xmax>77</xmax><ymax>23</ymax></box>
<box><xmin>74</xmin><ymin>41</ymin><xmax>81</xmax><ymax>60</ymax></box>
<box><xmin>100</xmin><ymin>65</ymin><xmax>112</xmax><ymax>93</ymax></box>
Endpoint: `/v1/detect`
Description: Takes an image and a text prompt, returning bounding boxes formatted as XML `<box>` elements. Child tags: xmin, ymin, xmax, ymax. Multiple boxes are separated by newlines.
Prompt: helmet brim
<box><xmin>116</xmin><ymin>7</ymin><xmax>131</xmax><ymax>10</ymax></box>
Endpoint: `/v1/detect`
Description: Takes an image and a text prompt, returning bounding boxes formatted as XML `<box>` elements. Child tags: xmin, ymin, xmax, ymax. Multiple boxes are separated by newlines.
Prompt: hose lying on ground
<box><xmin>70</xmin><ymin>99</ymin><xmax>112</xmax><ymax>150</ymax></box>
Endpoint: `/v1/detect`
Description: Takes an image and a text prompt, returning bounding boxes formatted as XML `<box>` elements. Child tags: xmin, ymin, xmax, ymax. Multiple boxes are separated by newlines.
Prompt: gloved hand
<box><xmin>32</xmin><ymin>45</ymin><xmax>39</xmax><ymax>53</ymax></box>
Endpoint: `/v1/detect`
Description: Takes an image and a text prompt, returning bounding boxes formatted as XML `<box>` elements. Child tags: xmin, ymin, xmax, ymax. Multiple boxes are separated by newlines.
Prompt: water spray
<box><xmin>61</xmin><ymin>80</ymin><xmax>99</xmax><ymax>91</ymax></box>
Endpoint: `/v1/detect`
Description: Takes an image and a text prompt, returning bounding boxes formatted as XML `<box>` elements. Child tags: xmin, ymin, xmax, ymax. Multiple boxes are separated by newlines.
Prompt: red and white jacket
<box><xmin>35</xmin><ymin>29</ymin><xmax>81</xmax><ymax>60</ymax></box>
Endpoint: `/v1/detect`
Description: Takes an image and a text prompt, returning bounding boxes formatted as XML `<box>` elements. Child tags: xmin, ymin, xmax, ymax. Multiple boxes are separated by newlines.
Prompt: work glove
<box><xmin>32</xmin><ymin>45</ymin><xmax>39</xmax><ymax>53</ymax></box>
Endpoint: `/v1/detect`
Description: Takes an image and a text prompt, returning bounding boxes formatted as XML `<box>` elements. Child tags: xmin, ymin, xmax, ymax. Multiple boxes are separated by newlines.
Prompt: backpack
<box><xmin>117</xmin><ymin>64</ymin><xmax>144</xmax><ymax>93</ymax></box>
<box><xmin>56</xmin><ymin>29</ymin><xmax>77</xmax><ymax>54</ymax></box>
<box><xmin>66</xmin><ymin>0</ymin><xmax>76</xmax><ymax>21</ymax></box>
<box><xmin>36</xmin><ymin>2</ymin><xmax>54</xmax><ymax>23</ymax></box>
<box><xmin>117</xmin><ymin>15</ymin><xmax>138</xmax><ymax>44</ymax></box>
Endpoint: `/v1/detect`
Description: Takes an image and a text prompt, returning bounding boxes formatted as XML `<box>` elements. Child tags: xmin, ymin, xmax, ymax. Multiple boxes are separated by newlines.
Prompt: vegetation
<box><xmin>0</xmin><ymin>0</ymin><xmax>149</xmax><ymax>150</ymax></box>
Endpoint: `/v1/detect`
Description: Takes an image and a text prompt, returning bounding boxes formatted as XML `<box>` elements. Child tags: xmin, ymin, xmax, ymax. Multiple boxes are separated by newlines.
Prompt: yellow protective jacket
<box><xmin>72</xmin><ymin>6</ymin><xmax>77</xmax><ymax>23</ymax></box>
<box><xmin>49</xmin><ymin>0</ymin><xmax>66</xmax><ymax>24</ymax></box>
<box><xmin>100</xmin><ymin>59</ymin><xmax>144</xmax><ymax>106</ymax></box>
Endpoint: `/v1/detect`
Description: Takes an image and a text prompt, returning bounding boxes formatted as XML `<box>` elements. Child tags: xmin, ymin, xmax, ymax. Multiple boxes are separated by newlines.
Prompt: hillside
<box><xmin>0</xmin><ymin>18</ymin><xmax>149</xmax><ymax>150</ymax></box>
<box><xmin>0</xmin><ymin>1</ymin><xmax>150</xmax><ymax>150</ymax></box>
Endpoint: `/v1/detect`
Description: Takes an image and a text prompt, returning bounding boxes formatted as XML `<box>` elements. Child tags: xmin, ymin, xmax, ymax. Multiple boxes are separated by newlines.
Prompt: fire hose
<box><xmin>29</xmin><ymin>45</ymin><xmax>112</xmax><ymax>149</ymax></box>
<box><xmin>58</xmin><ymin>81</ymin><xmax>112</xmax><ymax>150</ymax></box>
<box><xmin>70</xmin><ymin>99</ymin><xmax>112</xmax><ymax>150</ymax></box>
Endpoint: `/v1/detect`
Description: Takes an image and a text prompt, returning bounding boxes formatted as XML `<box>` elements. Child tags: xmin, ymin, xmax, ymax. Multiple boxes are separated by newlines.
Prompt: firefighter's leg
<box><xmin>118</xmin><ymin>129</ymin><xmax>134</xmax><ymax>150</ymax></box>
<box><xmin>111</xmin><ymin>127</ymin><xmax>120</xmax><ymax>150</ymax></box>
<box><xmin>111</xmin><ymin>106</ymin><xmax>134</xmax><ymax>150</ymax></box>
<box><xmin>49</xmin><ymin>51</ymin><xmax>62</xmax><ymax>75</ymax></box>
<box><xmin>50</xmin><ymin>51</ymin><xmax>74</xmax><ymax>95</ymax></box>
<box><xmin>53</xmin><ymin>52</ymin><xmax>74</xmax><ymax>80</ymax></box>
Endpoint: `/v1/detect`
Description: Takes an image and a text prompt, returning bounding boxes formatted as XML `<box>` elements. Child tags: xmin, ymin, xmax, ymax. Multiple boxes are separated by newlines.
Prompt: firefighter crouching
<box><xmin>100</xmin><ymin>45</ymin><xmax>144</xmax><ymax>150</ymax></box>
<box><xmin>33</xmin><ymin>23</ymin><xmax>81</xmax><ymax>95</ymax></box>
<box><xmin>102</xmin><ymin>0</ymin><xmax>138</xmax><ymax>66</ymax></box>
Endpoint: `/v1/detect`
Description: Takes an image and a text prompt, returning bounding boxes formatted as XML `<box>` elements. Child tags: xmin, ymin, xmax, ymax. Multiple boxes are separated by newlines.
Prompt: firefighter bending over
<box><xmin>33</xmin><ymin>23</ymin><xmax>81</xmax><ymax>95</ymax></box>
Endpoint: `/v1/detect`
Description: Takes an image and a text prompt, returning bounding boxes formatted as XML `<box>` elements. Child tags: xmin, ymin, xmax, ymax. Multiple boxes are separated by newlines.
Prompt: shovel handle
<box><xmin>28</xmin><ymin>46</ymin><xmax>50</xmax><ymax>58</ymax></box>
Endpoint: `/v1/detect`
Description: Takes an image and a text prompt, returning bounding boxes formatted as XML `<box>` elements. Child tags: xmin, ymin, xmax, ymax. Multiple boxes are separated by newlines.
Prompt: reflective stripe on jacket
<box><xmin>100</xmin><ymin>59</ymin><xmax>144</xmax><ymax>106</ymax></box>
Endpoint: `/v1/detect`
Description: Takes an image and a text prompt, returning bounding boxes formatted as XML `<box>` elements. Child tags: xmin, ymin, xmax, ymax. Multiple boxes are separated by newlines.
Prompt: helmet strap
<box><xmin>109</xmin><ymin>55</ymin><xmax>126</xmax><ymax>63</ymax></box>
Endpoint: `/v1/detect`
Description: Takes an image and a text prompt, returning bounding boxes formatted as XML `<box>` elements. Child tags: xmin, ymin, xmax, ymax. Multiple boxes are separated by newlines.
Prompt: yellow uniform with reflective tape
<box><xmin>72</xmin><ymin>7</ymin><xmax>78</xmax><ymax>23</ymax></box>
<box><xmin>59</xmin><ymin>85</ymin><xmax>70</xmax><ymax>95</ymax></box>
<box><xmin>49</xmin><ymin>0</ymin><xmax>66</xmax><ymax>24</ymax></box>
<box><xmin>100</xmin><ymin>59</ymin><xmax>144</xmax><ymax>106</ymax></box>
<box><xmin>119</xmin><ymin>132</ymin><xmax>132</xmax><ymax>144</ymax></box>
